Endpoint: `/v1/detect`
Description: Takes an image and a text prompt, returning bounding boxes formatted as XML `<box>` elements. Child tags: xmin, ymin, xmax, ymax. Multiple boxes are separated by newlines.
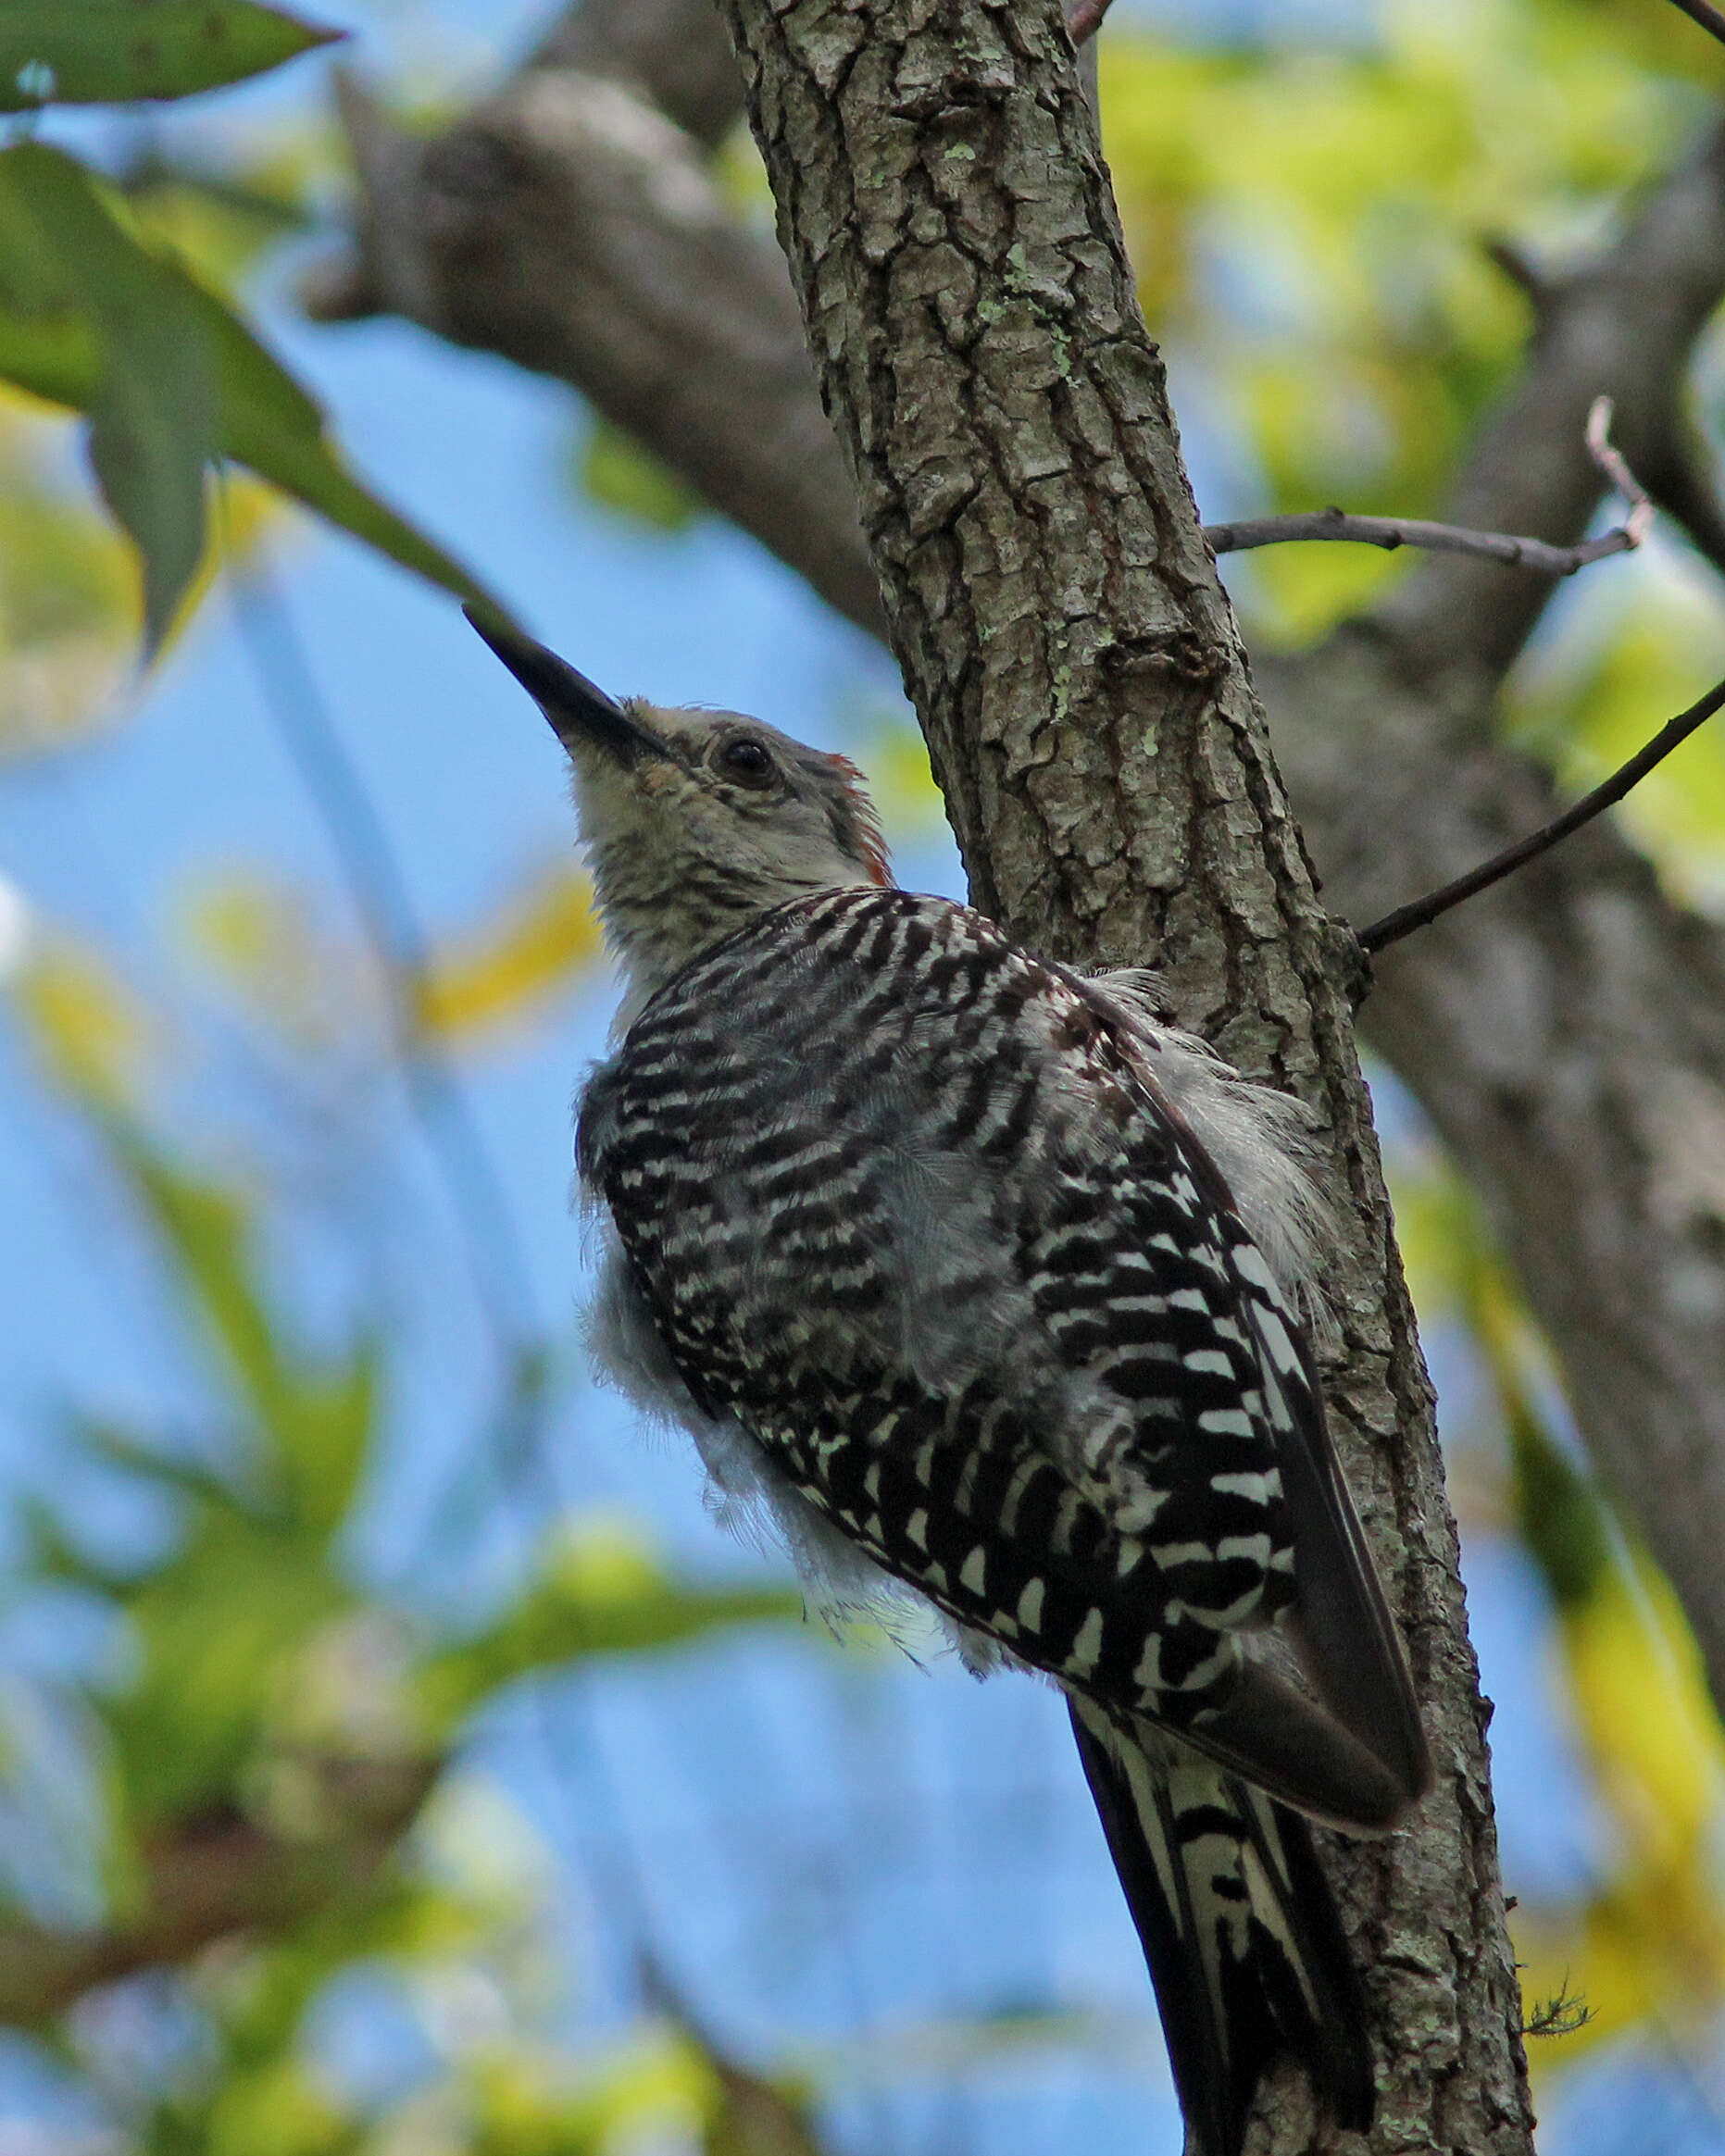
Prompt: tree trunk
<box><xmin>712</xmin><ymin>1</ymin><xmax>1531</xmax><ymax>2149</ymax></box>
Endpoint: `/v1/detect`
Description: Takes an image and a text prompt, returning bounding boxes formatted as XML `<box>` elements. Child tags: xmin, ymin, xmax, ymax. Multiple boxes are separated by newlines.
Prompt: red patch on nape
<box><xmin>826</xmin><ymin>753</ymin><xmax>894</xmax><ymax>886</ymax></box>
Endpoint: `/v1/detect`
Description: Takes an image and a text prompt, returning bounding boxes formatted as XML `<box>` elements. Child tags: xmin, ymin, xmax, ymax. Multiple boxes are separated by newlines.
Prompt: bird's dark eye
<box><xmin>714</xmin><ymin>735</ymin><xmax>777</xmax><ymax>789</ymax></box>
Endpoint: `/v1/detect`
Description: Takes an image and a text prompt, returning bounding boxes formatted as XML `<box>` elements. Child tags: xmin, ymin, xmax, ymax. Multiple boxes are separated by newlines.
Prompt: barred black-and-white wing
<box><xmin>578</xmin><ymin>884</ymin><xmax>1427</xmax><ymax>2154</ymax></box>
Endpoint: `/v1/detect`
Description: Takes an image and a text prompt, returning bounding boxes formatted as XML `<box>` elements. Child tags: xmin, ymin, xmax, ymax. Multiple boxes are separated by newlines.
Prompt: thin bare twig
<box><xmin>1357</xmin><ymin>673</ymin><xmax>1725</xmax><ymax>954</ymax></box>
<box><xmin>1206</xmin><ymin>395</ymin><xmax>1653</xmax><ymax>577</ymax></box>
<box><xmin>1669</xmin><ymin>0</ymin><xmax>1725</xmax><ymax>48</ymax></box>
<box><xmin>1584</xmin><ymin>394</ymin><xmax>1655</xmax><ymax>540</ymax></box>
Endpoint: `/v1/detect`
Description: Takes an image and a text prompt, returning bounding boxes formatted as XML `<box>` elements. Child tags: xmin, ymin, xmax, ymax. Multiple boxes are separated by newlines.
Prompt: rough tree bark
<box><xmin>700</xmin><ymin>5</ymin><xmax>1527</xmax><ymax>2150</ymax></box>
<box><xmin>308</xmin><ymin>7</ymin><xmax>1725</xmax><ymax>1733</ymax></box>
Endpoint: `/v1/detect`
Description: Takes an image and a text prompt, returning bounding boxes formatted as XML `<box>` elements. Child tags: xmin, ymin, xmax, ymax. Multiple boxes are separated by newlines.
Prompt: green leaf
<box><xmin>106</xmin><ymin>1516</ymin><xmax>349</xmax><ymax>1823</ymax></box>
<box><xmin>0</xmin><ymin>0</ymin><xmax>341</xmax><ymax>112</ymax></box>
<box><xmin>0</xmin><ymin>144</ymin><xmax>506</xmax><ymax>638</ymax></box>
<box><xmin>577</xmin><ymin>418</ymin><xmax>703</xmax><ymax>534</ymax></box>
<box><xmin>417</xmin><ymin>1525</ymin><xmax>803</xmax><ymax>1731</ymax></box>
<box><xmin>0</xmin><ymin>143</ymin><xmax>213</xmax><ymax>652</ymax></box>
<box><xmin>107</xmin><ymin>1126</ymin><xmax>297</xmax><ymax>1456</ymax></box>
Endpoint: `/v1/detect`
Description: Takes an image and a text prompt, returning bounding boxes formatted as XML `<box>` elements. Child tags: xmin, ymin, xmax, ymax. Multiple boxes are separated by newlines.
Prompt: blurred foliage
<box><xmin>0</xmin><ymin>920</ymin><xmax>808</xmax><ymax>2141</ymax></box>
<box><xmin>1100</xmin><ymin>0</ymin><xmax>1712</xmax><ymax>640</ymax></box>
<box><xmin>1393</xmin><ymin>1146</ymin><xmax>1725</xmax><ymax>2074</ymax></box>
<box><xmin>575</xmin><ymin>418</ymin><xmax>705</xmax><ymax>536</ymax></box>
<box><xmin>413</xmin><ymin>868</ymin><xmax>604</xmax><ymax>1049</ymax></box>
<box><xmin>1506</xmin><ymin>575</ymin><xmax>1725</xmax><ymax>909</ymax></box>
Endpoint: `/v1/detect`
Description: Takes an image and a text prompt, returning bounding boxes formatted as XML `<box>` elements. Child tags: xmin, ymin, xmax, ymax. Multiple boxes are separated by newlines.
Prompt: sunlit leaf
<box><xmin>577</xmin><ymin>418</ymin><xmax>704</xmax><ymax>534</ymax></box>
<box><xmin>13</xmin><ymin>936</ymin><xmax>156</xmax><ymax>1107</ymax></box>
<box><xmin>1462</xmin><ymin>1236</ymin><xmax>1725</xmax><ymax>2061</ymax></box>
<box><xmin>1098</xmin><ymin>9</ymin><xmax>1689</xmax><ymax>643</ymax></box>
<box><xmin>855</xmin><ymin>716</ymin><xmax>943</xmax><ymax>833</ymax></box>
<box><xmin>1507</xmin><ymin>581</ymin><xmax>1725</xmax><ymax>911</ymax></box>
<box><xmin>415</xmin><ymin>868</ymin><xmax>604</xmax><ymax>1044</ymax></box>
<box><xmin>0</xmin><ymin>422</ymin><xmax>133</xmax><ymax>754</ymax></box>
<box><xmin>415</xmin><ymin>1523</ymin><xmax>801</xmax><ymax>1731</ymax></box>
<box><xmin>0</xmin><ymin>0</ymin><xmax>340</xmax><ymax>113</ymax></box>
<box><xmin>179</xmin><ymin>866</ymin><xmax>380</xmax><ymax>1057</ymax></box>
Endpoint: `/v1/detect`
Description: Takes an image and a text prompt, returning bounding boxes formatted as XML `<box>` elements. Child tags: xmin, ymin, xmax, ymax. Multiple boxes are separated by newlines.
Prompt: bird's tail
<box><xmin>1068</xmin><ymin>1696</ymin><xmax>1372</xmax><ymax>2156</ymax></box>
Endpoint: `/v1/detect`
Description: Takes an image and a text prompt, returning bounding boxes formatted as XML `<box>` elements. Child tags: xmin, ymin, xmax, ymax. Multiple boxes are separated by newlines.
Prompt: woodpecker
<box><xmin>469</xmin><ymin>609</ymin><xmax>1431</xmax><ymax>2156</ymax></box>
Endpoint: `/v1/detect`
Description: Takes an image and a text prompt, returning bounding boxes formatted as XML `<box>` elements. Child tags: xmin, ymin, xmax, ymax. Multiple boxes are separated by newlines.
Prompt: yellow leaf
<box><xmin>414</xmin><ymin>867</ymin><xmax>603</xmax><ymax>1045</ymax></box>
<box><xmin>178</xmin><ymin>869</ymin><xmax>375</xmax><ymax>1053</ymax></box>
<box><xmin>856</xmin><ymin>716</ymin><xmax>944</xmax><ymax>832</ymax></box>
<box><xmin>13</xmin><ymin>934</ymin><xmax>157</xmax><ymax>1106</ymax></box>
<box><xmin>0</xmin><ymin>403</ymin><xmax>132</xmax><ymax>756</ymax></box>
<box><xmin>1561</xmin><ymin>1563</ymin><xmax>1725</xmax><ymax>1872</ymax></box>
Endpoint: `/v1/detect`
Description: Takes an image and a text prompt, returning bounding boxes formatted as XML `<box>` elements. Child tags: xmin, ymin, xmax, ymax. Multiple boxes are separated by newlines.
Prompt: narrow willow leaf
<box><xmin>0</xmin><ymin>144</ymin><xmax>505</xmax><ymax>641</ymax></box>
<box><xmin>1</xmin><ymin>144</ymin><xmax>213</xmax><ymax>652</ymax></box>
<box><xmin>0</xmin><ymin>0</ymin><xmax>340</xmax><ymax>112</ymax></box>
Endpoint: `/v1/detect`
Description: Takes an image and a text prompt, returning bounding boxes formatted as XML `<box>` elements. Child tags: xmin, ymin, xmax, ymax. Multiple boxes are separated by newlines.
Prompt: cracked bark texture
<box><xmin>309</xmin><ymin>6</ymin><xmax>1725</xmax><ymax>1739</ymax></box>
<box><xmin>708</xmin><ymin>4</ymin><xmax>1525</xmax><ymax>2153</ymax></box>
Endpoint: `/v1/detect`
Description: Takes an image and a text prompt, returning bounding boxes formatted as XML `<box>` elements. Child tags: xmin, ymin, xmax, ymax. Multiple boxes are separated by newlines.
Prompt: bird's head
<box><xmin>469</xmin><ymin>611</ymin><xmax>890</xmax><ymax>1010</ymax></box>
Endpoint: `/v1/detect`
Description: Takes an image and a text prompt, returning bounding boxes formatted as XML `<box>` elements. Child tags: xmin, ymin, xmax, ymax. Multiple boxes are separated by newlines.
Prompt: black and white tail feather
<box><xmin>1070</xmin><ymin>1699</ymin><xmax>1371</xmax><ymax>2156</ymax></box>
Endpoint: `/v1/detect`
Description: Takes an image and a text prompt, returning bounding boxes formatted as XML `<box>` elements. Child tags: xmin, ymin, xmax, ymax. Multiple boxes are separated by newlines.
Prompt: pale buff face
<box><xmin>567</xmin><ymin>701</ymin><xmax>890</xmax><ymax>1009</ymax></box>
<box><xmin>466</xmin><ymin>614</ymin><xmax>891</xmax><ymax>1011</ymax></box>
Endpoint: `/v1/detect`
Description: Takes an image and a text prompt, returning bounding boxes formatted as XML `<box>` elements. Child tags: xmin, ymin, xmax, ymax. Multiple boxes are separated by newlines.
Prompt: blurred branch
<box><xmin>0</xmin><ymin>1753</ymin><xmax>437</xmax><ymax>2024</ymax></box>
<box><xmin>1363</xmin><ymin>121</ymin><xmax>1725</xmax><ymax>686</ymax></box>
<box><xmin>1670</xmin><ymin>0</ymin><xmax>1725</xmax><ymax>48</ymax></box>
<box><xmin>303</xmin><ymin>66</ymin><xmax>882</xmax><ymax>639</ymax></box>
<box><xmin>640</xmin><ymin>1952</ymin><xmax>830</xmax><ymax>2156</ymax></box>
<box><xmin>528</xmin><ymin>0</ymin><xmax>745</xmax><ymax>150</ymax></box>
<box><xmin>1260</xmin><ymin>118</ymin><xmax>1725</xmax><ymax>1714</ymax></box>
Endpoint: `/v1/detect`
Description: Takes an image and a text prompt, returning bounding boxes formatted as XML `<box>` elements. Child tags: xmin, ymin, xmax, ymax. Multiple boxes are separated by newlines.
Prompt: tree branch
<box><xmin>304</xmin><ymin>64</ymin><xmax>883</xmax><ymax>639</ymax></box>
<box><xmin>1670</xmin><ymin>0</ymin><xmax>1725</xmax><ymax>49</ymax></box>
<box><xmin>1256</xmin><ymin>117</ymin><xmax>1725</xmax><ymax>1714</ymax></box>
<box><xmin>1357</xmin><ymin>675</ymin><xmax>1725</xmax><ymax>953</ymax></box>
<box><xmin>1206</xmin><ymin>395</ymin><xmax>1654</xmax><ymax>577</ymax></box>
<box><xmin>1206</xmin><ymin>503</ymin><xmax>1633</xmax><ymax>578</ymax></box>
<box><xmin>1365</xmin><ymin>119</ymin><xmax>1725</xmax><ymax>693</ymax></box>
<box><xmin>527</xmin><ymin>0</ymin><xmax>746</xmax><ymax>151</ymax></box>
<box><xmin>0</xmin><ymin>1754</ymin><xmax>437</xmax><ymax>2023</ymax></box>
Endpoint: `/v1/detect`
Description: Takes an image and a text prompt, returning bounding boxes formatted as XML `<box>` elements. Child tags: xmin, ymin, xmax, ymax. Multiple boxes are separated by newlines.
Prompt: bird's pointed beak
<box><xmin>465</xmin><ymin>605</ymin><xmax>669</xmax><ymax>766</ymax></box>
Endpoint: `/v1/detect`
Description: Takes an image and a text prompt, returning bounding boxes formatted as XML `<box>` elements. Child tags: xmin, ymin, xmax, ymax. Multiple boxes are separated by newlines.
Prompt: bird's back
<box><xmin>579</xmin><ymin>888</ymin><xmax>1417</xmax><ymax>1795</ymax></box>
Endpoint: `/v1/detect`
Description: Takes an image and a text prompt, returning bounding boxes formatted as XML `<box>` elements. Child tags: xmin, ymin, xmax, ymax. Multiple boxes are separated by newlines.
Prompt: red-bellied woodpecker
<box><xmin>469</xmin><ymin>609</ymin><xmax>1431</xmax><ymax>2156</ymax></box>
